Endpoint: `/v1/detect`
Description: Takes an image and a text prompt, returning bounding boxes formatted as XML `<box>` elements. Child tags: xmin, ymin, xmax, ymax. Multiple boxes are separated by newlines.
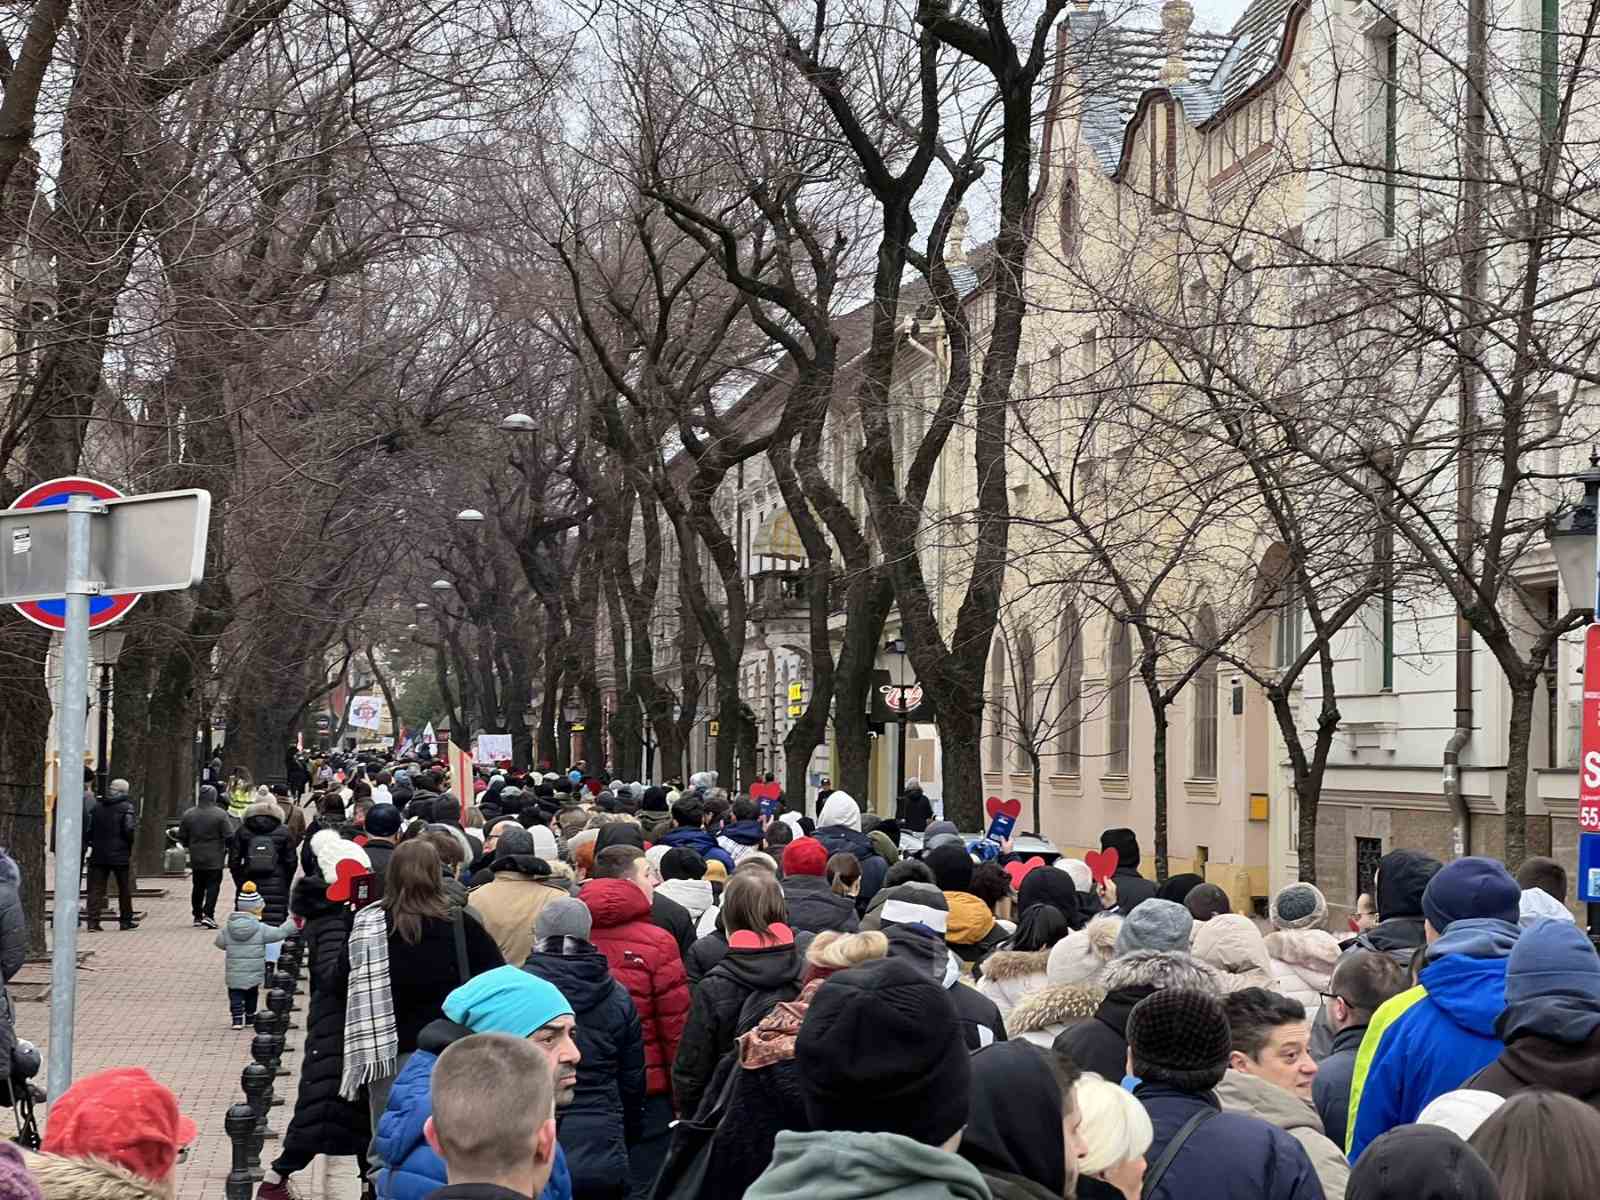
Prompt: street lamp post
<box><xmin>91</xmin><ymin>630</ymin><xmax>128</xmax><ymax>800</ymax></box>
<box><xmin>887</xmin><ymin>638</ymin><xmax>908</xmax><ymax>811</ymax></box>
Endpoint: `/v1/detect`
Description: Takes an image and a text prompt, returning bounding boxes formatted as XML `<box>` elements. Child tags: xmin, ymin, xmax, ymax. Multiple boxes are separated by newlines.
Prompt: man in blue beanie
<box><xmin>373</xmin><ymin>967</ymin><xmax>580</xmax><ymax>1200</ymax></box>
<box><xmin>1463</xmin><ymin>917</ymin><xmax>1600</xmax><ymax>1111</ymax></box>
<box><xmin>1347</xmin><ymin>856</ymin><xmax>1521</xmax><ymax>1160</ymax></box>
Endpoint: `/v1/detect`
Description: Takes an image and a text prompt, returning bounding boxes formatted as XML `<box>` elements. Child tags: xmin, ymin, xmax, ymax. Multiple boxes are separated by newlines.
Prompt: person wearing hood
<box><xmin>655</xmin><ymin>847</ymin><xmax>716</xmax><ymax>932</ymax></box>
<box><xmin>1127</xmin><ymin>989</ymin><xmax>1323</xmax><ymax>1200</ymax></box>
<box><xmin>467</xmin><ymin>828</ymin><xmax>568</xmax><ymax>967</ymax></box>
<box><xmin>524</xmin><ymin>900</ymin><xmax>645</xmax><ymax>1200</ymax></box>
<box><xmin>596</xmin><ymin>823</ymin><xmax>696</xmax><ymax>957</ymax></box>
<box><xmin>1462</xmin><ymin>916</ymin><xmax>1600</xmax><ymax>1112</ymax></box>
<box><xmin>1193</xmin><ymin>913</ymin><xmax>1280</xmax><ymax>994</ymax></box>
<box><xmin>86</xmin><ymin>777</ymin><xmax>139</xmax><ymax>932</ymax></box>
<box><xmin>1264</xmin><ymin>883</ymin><xmax>1341</xmax><ymax>1025</ymax></box>
<box><xmin>1217</xmin><ymin>988</ymin><xmax>1348</xmax><ymax>1200</ymax></box>
<box><xmin>1346</xmin><ymin>855</ymin><xmax>1522</xmax><ymax>1161</ymax></box>
<box><xmin>577</xmin><ymin>845</ymin><xmax>688</xmax><ymax>1195</ymax></box>
<box><xmin>897</xmin><ymin>778</ymin><xmax>936</xmax><ymax>833</ymax></box>
<box><xmin>1312</xmin><ymin>950</ymin><xmax>1407</xmax><ymax>1152</ymax></box>
<box><xmin>959</xmin><ymin>1041</ymin><xmax>1088</xmax><ymax>1200</ymax></box>
<box><xmin>1344</xmin><ymin>1125</ymin><xmax>1498</xmax><ymax>1200</ymax></box>
<box><xmin>178</xmin><ymin>784</ymin><xmax>233</xmax><ymax>928</ymax></box>
<box><xmin>375</xmin><ymin>967</ymin><xmax>579</xmax><ymax>1200</ymax></box>
<box><xmin>672</xmin><ymin>868</ymin><xmax>811</xmax><ymax>1117</ymax></box>
<box><xmin>1345</xmin><ymin>848</ymin><xmax>1441</xmax><ymax>965</ymax></box>
<box><xmin>716</xmin><ymin>798</ymin><xmax>767</xmax><ymax>865</ymax></box>
<box><xmin>228</xmin><ymin>794</ymin><xmax>296</xmax><ymax>933</ymax></box>
<box><xmin>215</xmin><ymin>882</ymin><xmax>297</xmax><ymax>1027</ymax></box>
<box><xmin>779</xmin><ymin>838</ymin><xmax>860</xmax><ymax>935</ymax></box>
<box><xmin>812</xmin><ymin>791</ymin><xmax>888</xmax><ymax>913</ymax></box>
<box><xmin>870</xmin><ymin>881</ymin><xmax>1006</xmax><ymax>1049</ymax></box>
<box><xmin>1518</xmin><ymin>885</ymin><xmax>1574</xmax><ymax>927</ymax></box>
<box><xmin>1054</xmin><ymin>901</ymin><xmax>1219</xmax><ymax>1083</ymax></box>
<box><xmin>656</xmin><ymin>796</ymin><xmax>734</xmax><ymax>871</ymax></box>
<box><xmin>259</xmin><ymin>835</ymin><xmax>372</xmax><ymax>1200</ymax></box>
<box><xmin>977</xmin><ymin>903</ymin><xmax>1073</xmax><ymax>1019</ymax></box>
<box><xmin>25</xmin><ymin>1068</ymin><xmax>197</xmax><ymax>1200</ymax></box>
<box><xmin>926</xmin><ymin>844</ymin><xmax>1009</xmax><ymax>969</ymax></box>
<box><xmin>1097</xmin><ymin>829</ymin><xmax>1157</xmax><ymax>916</ymax></box>
<box><xmin>745</xmin><ymin>957</ymin><xmax>992</xmax><ymax>1200</ymax></box>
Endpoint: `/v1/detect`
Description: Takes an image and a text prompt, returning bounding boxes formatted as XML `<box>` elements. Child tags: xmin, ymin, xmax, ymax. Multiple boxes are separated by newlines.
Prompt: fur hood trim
<box><xmin>980</xmin><ymin>947</ymin><xmax>1052</xmax><ymax>983</ymax></box>
<box><xmin>1100</xmin><ymin>949</ymin><xmax>1221</xmax><ymax>993</ymax></box>
<box><xmin>1005</xmin><ymin>983</ymin><xmax>1106</xmax><ymax>1038</ymax></box>
<box><xmin>1263</xmin><ymin>928</ymin><xmax>1341</xmax><ymax>974</ymax></box>
<box><xmin>22</xmin><ymin>1152</ymin><xmax>170</xmax><ymax>1200</ymax></box>
<box><xmin>243</xmin><ymin>798</ymin><xmax>284</xmax><ymax>823</ymax></box>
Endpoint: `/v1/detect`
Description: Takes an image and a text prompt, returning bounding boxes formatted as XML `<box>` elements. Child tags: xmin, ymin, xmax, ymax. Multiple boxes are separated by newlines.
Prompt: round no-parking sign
<box><xmin>8</xmin><ymin>477</ymin><xmax>141</xmax><ymax>631</ymax></box>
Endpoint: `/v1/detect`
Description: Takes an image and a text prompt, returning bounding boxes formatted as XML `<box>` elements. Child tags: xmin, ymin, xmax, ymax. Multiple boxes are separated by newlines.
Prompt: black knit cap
<box><xmin>796</xmin><ymin>956</ymin><xmax>971</xmax><ymax>1145</ymax></box>
<box><xmin>1128</xmin><ymin>988</ymin><xmax>1231</xmax><ymax>1092</ymax></box>
<box><xmin>926</xmin><ymin>843</ymin><xmax>975</xmax><ymax>893</ymax></box>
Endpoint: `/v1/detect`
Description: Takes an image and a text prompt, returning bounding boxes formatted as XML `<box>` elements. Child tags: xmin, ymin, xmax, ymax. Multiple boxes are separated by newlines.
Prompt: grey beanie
<box><xmin>924</xmin><ymin>820</ymin><xmax>959</xmax><ymax>840</ymax></box>
<box><xmin>198</xmin><ymin>785</ymin><xmax>219</xmax><ymax>806</ymax></box>
<box><xmin>494</xmin><ymin>826</ymin><xmax>536</xmax><ymax>859</ymax></box>
<box><xmin>1115</xmin><ymin>898</ymin><xmax>1194</xmax><ymax>955</ymax></box>
<box><xmin>1270</xmin><ymin>882</ymin><xmax>1327</xmax><ymax>931</ymax></box>
<box><xmin>536</xmin><ymin>897</ymin><xmax>593</xmax><ymax>942</ymax></box>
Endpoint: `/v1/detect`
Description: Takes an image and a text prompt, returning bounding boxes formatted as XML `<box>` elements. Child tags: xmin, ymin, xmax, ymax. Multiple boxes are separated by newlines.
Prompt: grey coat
<box><xmin>215</xmin><ymin>912</ymin><xmax>297</xmax><ymax>989</ymax></box>
<box><xmin>178</xmin><ymin>799</ymin><xmax>234</xmax><ymax>870</ymax></box>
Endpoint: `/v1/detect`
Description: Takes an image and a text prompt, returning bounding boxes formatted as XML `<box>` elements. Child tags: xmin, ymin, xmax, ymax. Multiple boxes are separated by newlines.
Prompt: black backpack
<box><xmin>246</xmin><ymin>834</ymin><xmax>277</xmax><ymax>874</ymax></box>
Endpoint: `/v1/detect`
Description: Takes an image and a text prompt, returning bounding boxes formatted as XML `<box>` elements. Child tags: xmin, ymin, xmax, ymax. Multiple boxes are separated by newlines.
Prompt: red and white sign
<box><xmin>1579</xmin><ymin>625</ymin><xmax>1600</xmax><ymax>833</ymax></box>
<box><xmin>8</xmin><ymin>476</ymin><xmax>141</xmax><ymax>631</ymax></box>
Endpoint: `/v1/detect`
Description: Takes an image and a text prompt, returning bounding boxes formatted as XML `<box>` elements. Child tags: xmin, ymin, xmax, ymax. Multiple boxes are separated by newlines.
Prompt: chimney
<box><xmin>1160</xmin><ymin>0</ymin><xmax>1195</xmax><ymax>84</ymax></box>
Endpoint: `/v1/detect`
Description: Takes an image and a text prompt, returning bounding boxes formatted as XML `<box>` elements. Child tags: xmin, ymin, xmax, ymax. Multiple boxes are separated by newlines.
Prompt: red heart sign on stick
<box><xmin>985</xmin><ymin>796</ymin><xmax>1022</xmax><ymax>821</ymax></box>
<box><xmin>326</xmin><ymin>858</ymin><xmax>372</xmax><ymax>904</ymax></box>
<box><xmin>1085</xmin><ymin>847</ymin><xmax>1120</xmax><ymax>885</ymax></box>
<box><xmin>1005</xmin><ymin>856</ymin><xmax>1046</xmax><ymax>891</ymax></box>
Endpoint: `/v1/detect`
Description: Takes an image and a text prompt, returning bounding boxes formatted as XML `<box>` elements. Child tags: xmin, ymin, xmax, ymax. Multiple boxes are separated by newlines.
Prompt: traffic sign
<box><xmin>1580</xmin><ymin>833</ymin><xmax>1600</xmax><ymax>904</ymax></box>
<box><xmin>8</xmin><ymin>477</ymin><xmax>137</xmax><ymax>630</ymax></box>
<box><xmin>1579</xmin><ymin>625</ymin><xmax>1600</xmax><ymax>833</ymax></box>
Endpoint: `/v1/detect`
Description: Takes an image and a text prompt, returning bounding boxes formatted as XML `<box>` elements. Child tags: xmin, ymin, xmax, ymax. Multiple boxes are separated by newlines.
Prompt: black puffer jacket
<box><xmin>525</xmin><ymin>938</ymin><xmax>646</xmax><ymax>1200</ymax></box>
<box><xmin>780</xmin><ymin>876</ymin><xmax>860</xmax><ymax>936</ymax></box>
<box><xmin>672</xmin><ymin>938</ymin><xmax>810</xmax><ymax>1117</ymax></box>
<box><xmin>686</xmin><ymin>930</ymin><xmax>728</xmax><ymax>985</ymax></box>
<box><xmin>280</xmin><ymin>877</ymin><xmax>369</xmax><ymax>1161</ymax></box>
<box><xmin>86</xmin><ymin>793</ymin><xmax>136</xmax><ymax>867</ymax></box>
<box><xmin>229</xmin><ymin>801</ymin><xmax>296</xmax><ymax>925</ymax></box>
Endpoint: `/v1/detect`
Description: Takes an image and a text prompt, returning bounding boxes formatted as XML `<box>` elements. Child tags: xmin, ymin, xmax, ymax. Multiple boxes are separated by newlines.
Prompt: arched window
<box><xmin>1193</xmin><ymin>605</ymin><xmax>1219</xmax><ymax>780</ymax></box>
<box><xmin>1059</xmin><ymin>165</ymin><xmax>1079</xmax><ymax>256</ymax></box>
<box><xmin>989</xmin><ymin>637</ymin><xmax>1007</xmax><ymax>773</ymax></box>
<box><xmin>1275</xmin><ymin>579</ymin><xmax>1304</xmax><ymax>669</ymax></box>
<box><xmin>1016</xmin><ymin>628</ymin><xmax>1036</xmax><ymax>771</ymax></box>
<box><xmin>1108</xmin><ymin>620</ymin><xmax>1131</xmax><ymax>774</ymax></box>
<box><xmin>1057</xmin><ymin>606</ymin><xmax>1083</xmax><ymax>774</ymax></box>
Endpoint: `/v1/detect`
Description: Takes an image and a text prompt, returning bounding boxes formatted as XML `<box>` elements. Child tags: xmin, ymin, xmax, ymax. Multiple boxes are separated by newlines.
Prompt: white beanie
<box><xmin>1417</xmin><ymin>1090</ymin><xmax>1505</xmax><ymax>1141</ymax></box>
<box><xmin>646</xmin><ymin>844</ymin><xmax>672</xmax><ymax>873</ymax></box>
<box><xmin>311</xmin><ymin>828</ymin><xmax>370</xmax><ymax>882</ymax></box>
<box><xmin>529</xmin><ymin>824</ymin><xmax>560</xmax><ymax>862</ymax></box>
<box><xmin>1046</xmin><ymin>914</ymin><xmax>1122</xmax><ymax>986</ymax></box>
<box><xmin>1519</xmin><ymin>886</ymin><xmax>1576</xmax><ymax>927</ymax></box>
<box><xmin>1055</xmin><ymin>858</ymin><xmax>1094</xmax><ymax>893</ymax></box>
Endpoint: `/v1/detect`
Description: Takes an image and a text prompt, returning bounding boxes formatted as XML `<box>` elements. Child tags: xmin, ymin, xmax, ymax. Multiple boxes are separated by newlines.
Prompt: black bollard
<box><xmin>267</xmin><ymin>986</ymin><xmax>299</xmax><ymax>1036</ymax></box>
<box><xmin>224</xmin><ymin>1102</ymin><xmax>257</xmax><ymax>1200</ymax></box>
<box><xmin>272</xmin><ymin>967</ymin><xmax>302</xmax><ymax>1003</ymax></box>
<box><xmin>241</xmin><ymin>1062</ymin><xmax>273</xmax><ymax>1181</ymax></box>
<box><xmin>253</xmin><ymin>1012</ymin><xmax>288</xmax><ymax>1101</ymax></box>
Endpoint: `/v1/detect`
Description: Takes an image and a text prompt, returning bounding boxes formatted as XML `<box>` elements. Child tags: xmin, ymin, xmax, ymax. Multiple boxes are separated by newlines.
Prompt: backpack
<box><xmin>246</xmin><ymin>834</ymin><xmax>278</xmax><ymax>874</ymax></box>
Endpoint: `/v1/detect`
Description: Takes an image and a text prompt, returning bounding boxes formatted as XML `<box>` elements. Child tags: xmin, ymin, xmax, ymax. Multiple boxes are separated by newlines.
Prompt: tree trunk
<box><xmin>935</xmin><ymin>697</ymin><xmax>985</xmax><ymax>830</ymax></box>
<box><xmin>1030</xmin><ymin>754</ymin><xmax>1042</xmax><ymax>836</ymax></box>
<box><xmin>1504</xmin><ymin>673</ymin><xmax>1537</xmax><ymax>871</ymax></box>
<box><xmin>0</xmin><ymin>614</ymin><xmax>51</xmax><ymax>954</ymax></box>
<box><xmin>1149</xmin><ymin>693</ymin><xmax>1170</xmax><ymax>885</ymax></box>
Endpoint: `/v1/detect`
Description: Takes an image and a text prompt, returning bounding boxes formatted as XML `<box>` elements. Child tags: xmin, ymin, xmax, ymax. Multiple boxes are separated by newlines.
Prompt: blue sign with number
<box><xmin>1579</xmin><ymin>834</ymin><xmax>1600</xmax><ymax>904</ymax></box>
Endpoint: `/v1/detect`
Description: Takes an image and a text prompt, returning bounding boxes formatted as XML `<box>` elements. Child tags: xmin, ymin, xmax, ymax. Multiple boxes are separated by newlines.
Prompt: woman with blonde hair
<box><xmin>1074</xmin><ymin>1072</ymin><xmax>1154</xmax><ymax>1200</ymax></box>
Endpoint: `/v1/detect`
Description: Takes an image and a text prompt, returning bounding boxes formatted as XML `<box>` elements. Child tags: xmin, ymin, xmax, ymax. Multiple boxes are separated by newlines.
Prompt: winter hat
<box><xmin>661</xmin><ymin>847</ymin><xmax>707</xmax><ymax>881</ymax></box>
<box><xmin>1413</xmin><ymin>1091</ymin><xmax>1507</xmax><ymax>1145</ymax></box>
<box><xmin>311</xmin><ymin>828</ymin><xmax>371</xmax><ymax>886</ymax></box>
<box><xmin>1348</xmin><ymin>1124</ymin><xmax>1500</xmax><ymax>1200</ymax></box>
<box><xmin>1519</xmin><ymin>886</ymin><xmax>1576</xmax><ymax>927</ymax></box>
<box><xmin>704</xmin><ymin>860</ymin><xmax>728</xmax><ymax>885</ymax></box>
<box><xmin>536</xmin><ymin>898</ymin><xmax>593</xmax><ymax>943</ymax></box>
<box><xmin>645</xmin><ymin>844</ymin><xmax>672</xmax><ymax>873</ymax></box>
<box><xmin>0</xmin><ymin>1142</ymin><xmax>40</xmax><ymax>1200</ymax></box>
<box><xmin>1270</xmin><ymin>882</ymin><xmax>1327</xmax><ymax>931</ymax></box>
<box><xmin>236</xmin><ymin>882</ymin><xmax>264</xmax><ymax>913</ymax></box>
<box><xmin>42</xmin><ymin>1067</ymin><xmax>197</xmax><ymax>1183</ymax></box>
<box><xmin>365</xmin><ymin>803</ymin><xmax>402</xmax><ymax>837</ymax></box>
<box><xmin>443</xmin><ymin>966</ymin><xmax>573</xmax><ymax>1037</ymax></box>
<box><xmin>782</xmin><ymin>838</ymin><xmax>829</xmax><ymax>878</ymax></box>
<box><xmin>528</xmin><ymin>824</ymin><xmax>560</xmax><ymax>862</ymax></box>
<box><xmin>1127</xmin><ymin>987</ymin><xmax>1231</xmax><ymax>1092</ymax></box>
<box><xmin>817</xmin><ymin>791</ymin><xmax>862</xmax><ymax>832</ymax></box>
<box><xmin>198</xmin><ymin>784</ymin><xmax>219</xmax><ymax>807</ymax></box>
<box><xmin>1047</xmin><ymin>915</ymin><xmax>1123</xmax><ymax>985</ymax></box>
<box><xmin>924</xmin><ymin>820</ymin><xmax>959</xmax><ymax>841</ymax></box>
<box><xmin>1498</xmin><ymin>917</ymin><xmax>1600</xmax><ymax>1044</ymax></box>
<box><xmin>926</xmin><ymin>843</ymin><xmax>975</xmax><ymax>893</ymax></box>
<box><xmin>1018</xmin><ymin>865</ymin><xmax>1086</xmax><ymax>927</ymax></box>
<box><xmin>1100</xmin><ymin>828</ymin><xmax>1142</xmax><ymax>872</ymax></box>
<box><xmin>796</xmin><ymin>957</ymin><xmax>970</xmax><ymax>1146</ymax></box>
<box><xmin>595</xmin><ymin>822</ymin><xmax>645</xmax><ymax>852</ymax></box>
<box><xmin>777</xmin><ymin>812</ymin><xmax>805</xmax><ymax>837</ymax></box>
<box><xmin>865</xmin><ymin>881</ymin><xmax>950</xmax><ymax>935</ymax></box>
<box><xmin>1055</xmin><ymin>858</ymin><xmax>1094</xmax><ymax>893</ymax></box>
<box><xmin>493</xmin><ymin>827</ymin><xmax>536</xmax><ymax>859</ymax></box>
<box><xmin>1114</xmin><ymin>898</ymin><xmax>1192</xmax><ymax>956</ymax></box>
<box><xmin>1422</xmin><ymin>856</ymin><xmax>1520</xmax><ymax>932</ymax></box>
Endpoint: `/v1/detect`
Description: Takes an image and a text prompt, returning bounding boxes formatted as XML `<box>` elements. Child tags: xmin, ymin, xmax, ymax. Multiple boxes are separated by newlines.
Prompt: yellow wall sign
<box><xmin>708</xmin><ymin>720</ymin><xmax>720</xmax><ymax>737</ymax></box>
<box><xmin>788</xmin><ymin>682</ymin><xmax>804</xmax><ymax>701</ymax></box>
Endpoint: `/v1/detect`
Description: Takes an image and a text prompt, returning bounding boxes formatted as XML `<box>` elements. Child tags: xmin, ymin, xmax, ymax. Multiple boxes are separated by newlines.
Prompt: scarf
<box><xmin>340</xmin><ymin>904</ymin><xmax>396</xmax><ymax>1099</ymax></box>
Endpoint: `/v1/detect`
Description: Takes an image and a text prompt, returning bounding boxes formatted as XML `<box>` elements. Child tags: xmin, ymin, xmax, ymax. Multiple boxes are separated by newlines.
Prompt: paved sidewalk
<box><xmin>8</xmin><ymin>867</ymin><xmax>362</xmax><ymax>1200</ymax></box>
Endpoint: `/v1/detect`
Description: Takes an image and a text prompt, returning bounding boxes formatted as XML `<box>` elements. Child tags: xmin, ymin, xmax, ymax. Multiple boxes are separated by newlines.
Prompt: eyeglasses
<box><xmin>1318</xmin><ymin>991</ymin><xmax>1348</xmax><ymax>1006</ymax></box>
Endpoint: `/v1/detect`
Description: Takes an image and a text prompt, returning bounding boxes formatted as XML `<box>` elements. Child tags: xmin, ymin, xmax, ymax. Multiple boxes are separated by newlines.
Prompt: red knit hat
<box><xmin>43</xmin><ymin>1067</ymin><xmax>196</xmax><ymax>1183</ymax></box>
<box><xmin>782</xmin><ymin>837</ymin><xmax>829</xmax><ymax>877</ymax></box>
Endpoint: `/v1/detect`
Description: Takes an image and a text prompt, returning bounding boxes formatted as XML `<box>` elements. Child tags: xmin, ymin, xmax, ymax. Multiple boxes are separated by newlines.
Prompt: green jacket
<box><xmin>748</xmin><ymin>1131</ymin><xmax>993</xmax><ymax>1200</ymax></box>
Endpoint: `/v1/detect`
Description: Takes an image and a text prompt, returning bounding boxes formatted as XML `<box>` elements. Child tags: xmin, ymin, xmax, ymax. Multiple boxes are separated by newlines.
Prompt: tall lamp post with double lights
<box><xmin>887</xmin><ymin>638</ymin><xmax>909</xmax><ymax>808</ymax></box>
<box><xmin>1547</xmin><ymin>453</ymin><xmax>1600</xmax><ymax>937</ymax></box>
<box><xmin>90</xmin><ymin>629</ymin><xmax>128</xmax><ymax>800</ymax></box>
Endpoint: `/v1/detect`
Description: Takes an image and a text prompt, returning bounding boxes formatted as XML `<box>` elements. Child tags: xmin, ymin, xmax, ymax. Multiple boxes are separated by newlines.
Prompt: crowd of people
<box><xmin>14</xmin><ymin>753</ymin><xmax>1600</xmax><ymax>1200</ymax></box>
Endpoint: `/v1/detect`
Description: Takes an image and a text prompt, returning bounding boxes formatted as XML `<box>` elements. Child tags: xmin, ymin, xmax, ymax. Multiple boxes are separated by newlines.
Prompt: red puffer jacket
<box><xmin>581</xmin><ymin>878</ymin><xmax>691</xmax><ymax>1098</ymax></box>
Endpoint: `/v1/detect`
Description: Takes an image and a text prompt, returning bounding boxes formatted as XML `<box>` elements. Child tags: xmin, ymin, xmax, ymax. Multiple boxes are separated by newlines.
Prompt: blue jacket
<box><xmin>657</xmin><ymin>827</ymin><xmax>733</xmax><ymax>871</ymax></box>
<box><xmin>1347</xmin><ymin>918</ymin><xmax>1519</xmax><ymax>1162</ymax></box>
<box><xmin>375</xmin><ymin>1021</ymin><xmax>572</xmax><ymax>1200</ymax></box>
<box><xmin>1136</xmin><ymin>1084</ymin><xmax>1323</xmax><ymax>1200</ymax></box>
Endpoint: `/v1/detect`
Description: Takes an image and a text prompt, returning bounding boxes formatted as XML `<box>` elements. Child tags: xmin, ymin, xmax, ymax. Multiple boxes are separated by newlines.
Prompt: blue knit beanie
<box><xmin>1499</xmin><ymin>918</ymin><xmax>1600</xmax><ymax>1044</ymax></box>
<box><xmin>443</xmin><ymin>966</ymin><xmax>573</xmax><ymax>1037</ymax></box>
<box><xmin>1422</xmin><ymin>856</ymin><xmax>1519</xmax><ymax>932</ymax></box>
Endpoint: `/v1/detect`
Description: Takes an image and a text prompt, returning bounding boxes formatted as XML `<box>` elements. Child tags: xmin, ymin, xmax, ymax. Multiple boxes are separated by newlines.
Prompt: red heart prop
<box><xmin>985</xmin><ymin>796</ymin><xmax>1022</xmax><ymax>821</ymax></box>
<box><xmin>1085</xmin><ymin>847</ymin><xmax>1119</xmax><ymax>885</ymax></box>
<box><xmin>327</xmin><ymin>857</ymin><xmax>372</xmax><ymax>904</ymax></box>
<box><xmin>750</xmin><ymin>781</ymin><xmax>780</xmax><ymax>801</ymax></box>
<box><xmin>1005</xmin><ymin>857</ymin><xmax>1046</xmax><ymax>890</ymax></box>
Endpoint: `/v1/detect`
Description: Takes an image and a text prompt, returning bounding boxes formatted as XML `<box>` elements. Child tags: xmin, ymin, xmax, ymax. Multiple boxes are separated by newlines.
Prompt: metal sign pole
<box><xmin>48</xmin><ymin>495</ymin><xmax>99</xmax><ymax>1102</ymax></box>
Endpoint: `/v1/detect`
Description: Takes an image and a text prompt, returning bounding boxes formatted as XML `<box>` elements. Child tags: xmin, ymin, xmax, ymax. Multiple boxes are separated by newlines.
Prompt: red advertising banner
<box><xmin>1579</xmin><ymin>625</ymin><xmax>1600</xmax><ymax>833</ymax></box>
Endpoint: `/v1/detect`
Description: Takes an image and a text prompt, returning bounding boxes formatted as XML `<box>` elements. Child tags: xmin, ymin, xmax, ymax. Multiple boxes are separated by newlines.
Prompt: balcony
<box><xmin>749</xmin><ymin>570</ymin><xmax>811</xmax><ymax>621</ymax></box>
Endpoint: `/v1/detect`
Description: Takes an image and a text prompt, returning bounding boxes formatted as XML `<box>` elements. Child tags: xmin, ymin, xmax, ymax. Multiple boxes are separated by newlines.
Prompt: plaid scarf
<box><xmin>340</xmin><ymin>904</ymin><xmax>396</xmax><ymax>1100</ymax></box>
